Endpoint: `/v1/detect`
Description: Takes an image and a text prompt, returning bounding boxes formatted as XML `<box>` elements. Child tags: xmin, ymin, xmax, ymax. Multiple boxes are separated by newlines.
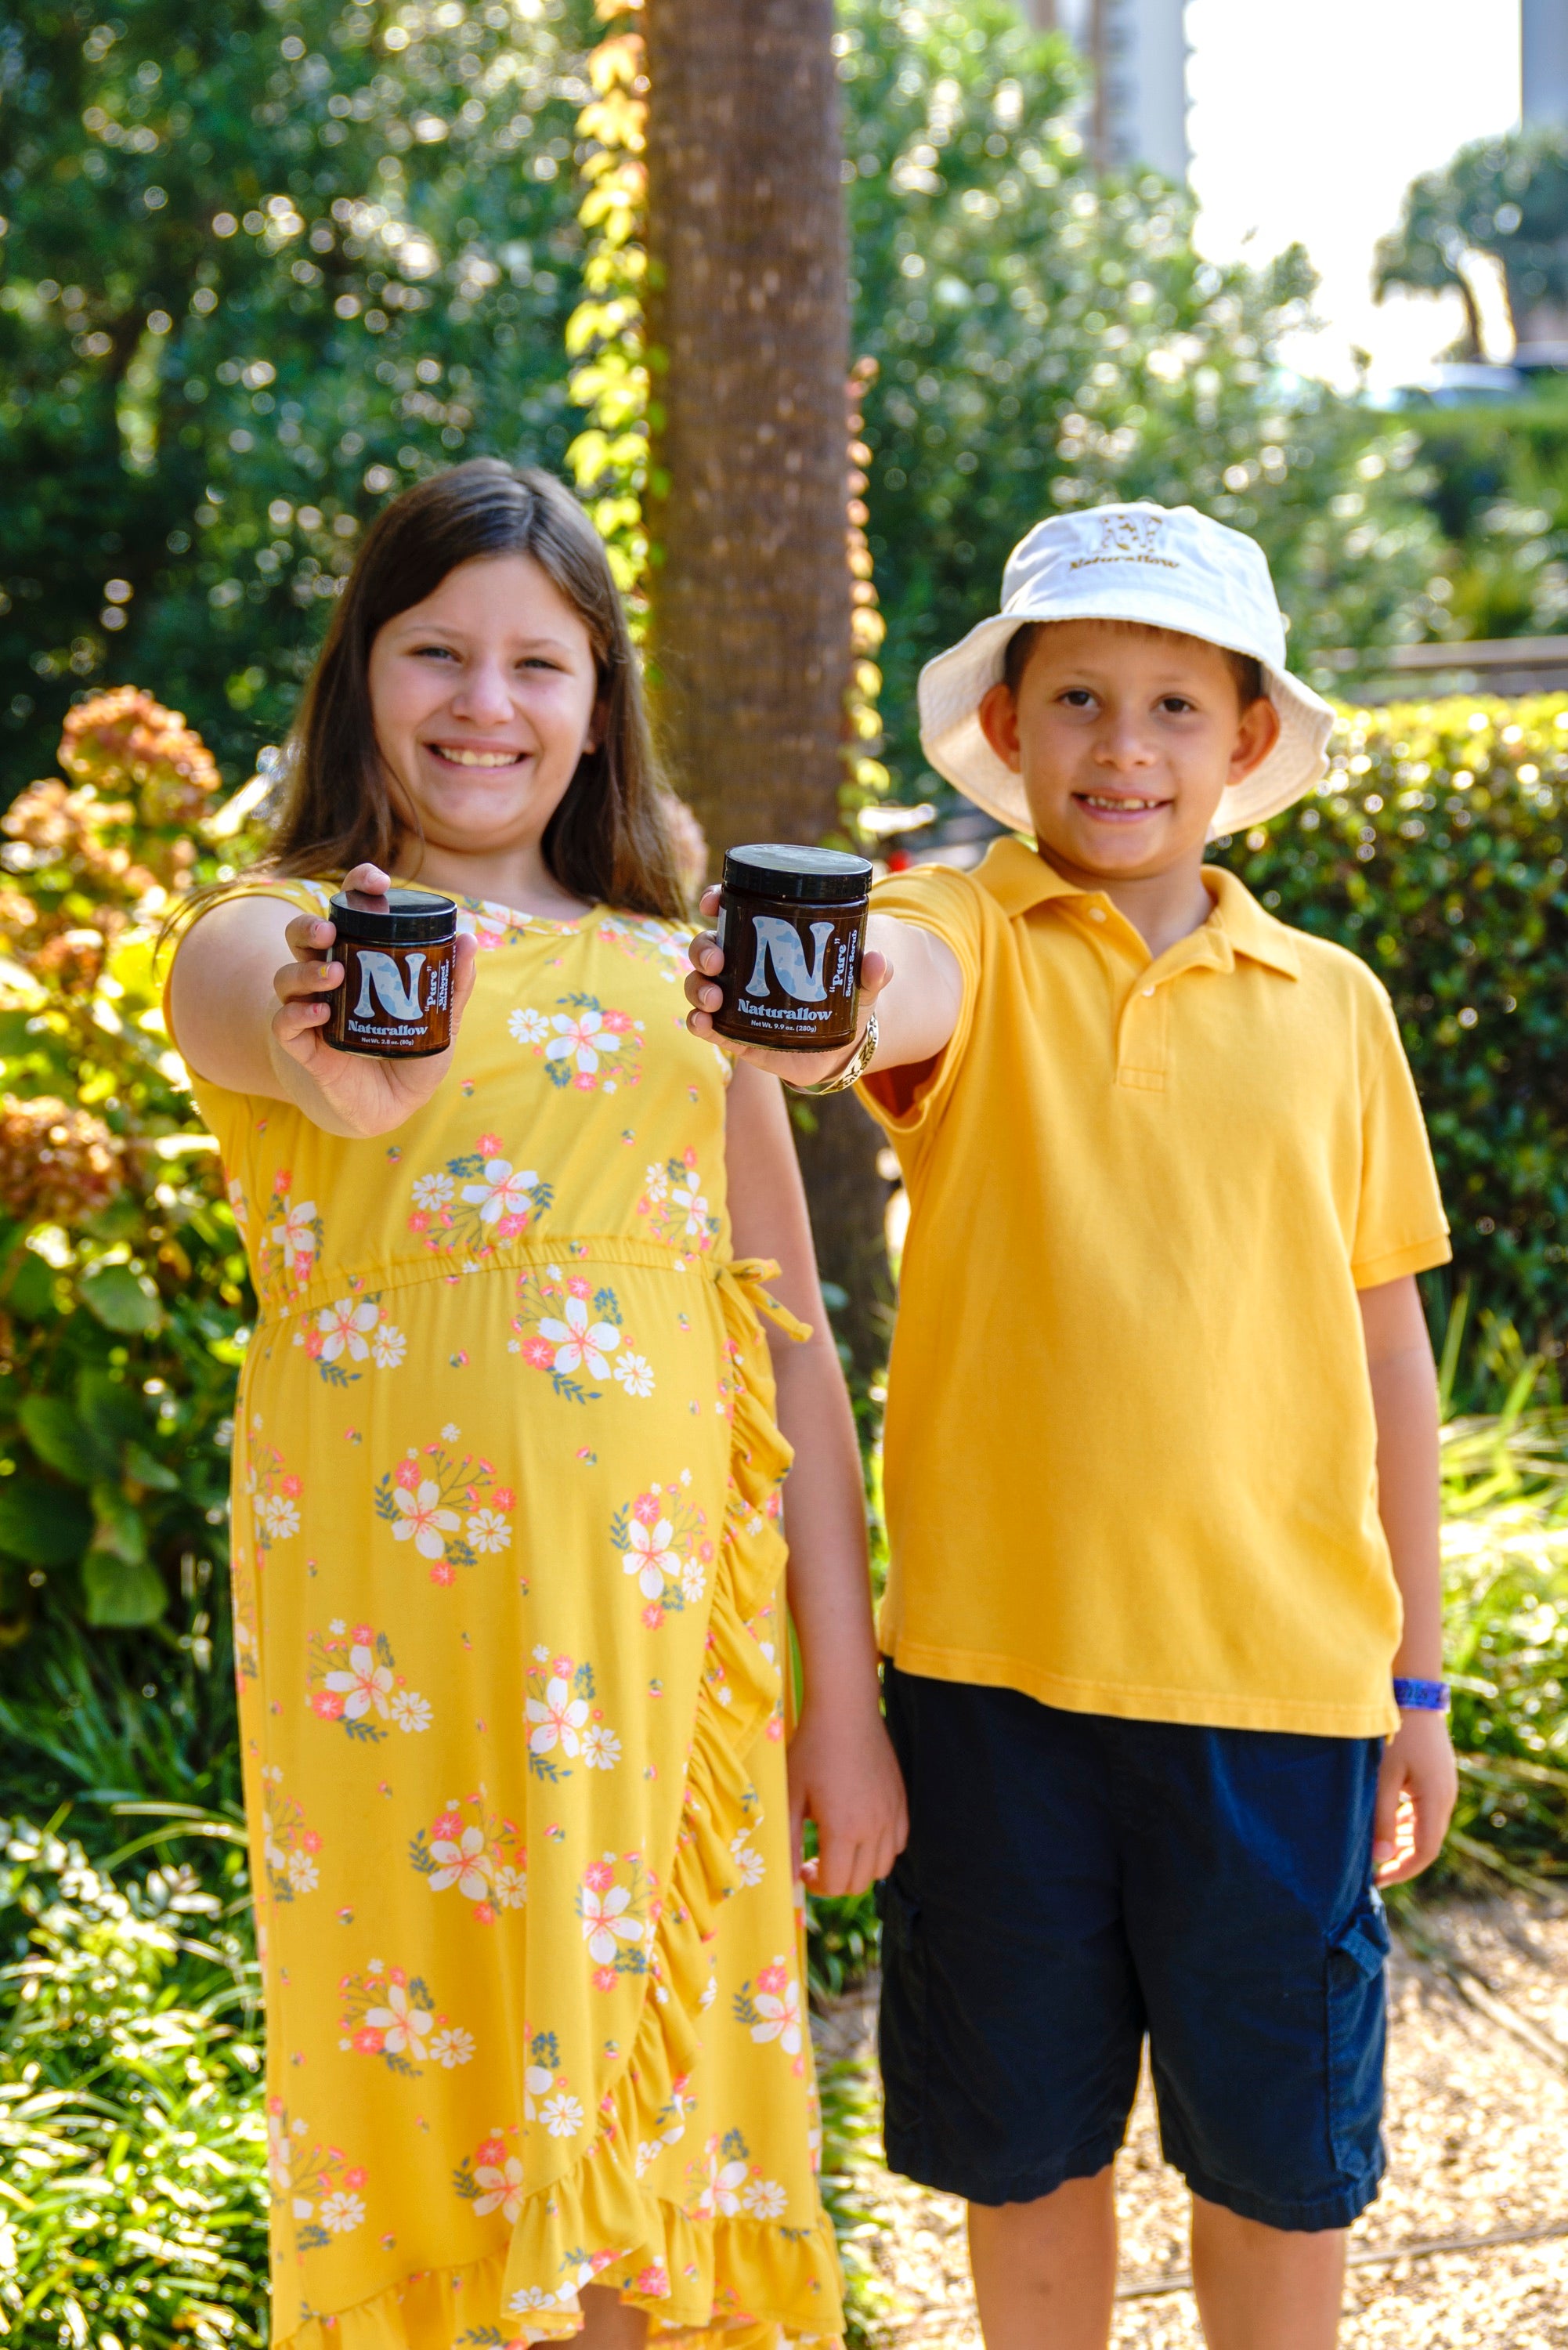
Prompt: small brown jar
<box><xmin>713</xmin><ymin>844</ymin><xmax>872</xmax><ymax>1054</ymax></box>
<box><xmin>324</xmin><ymin>886</ymin><xmax>458</xmax><ymax>1060</ymax></box>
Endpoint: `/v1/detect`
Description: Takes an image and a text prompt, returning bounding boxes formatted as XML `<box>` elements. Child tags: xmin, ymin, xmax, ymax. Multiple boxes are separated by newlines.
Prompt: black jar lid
<box><xmin>721</xmin><ymin>844</ymin><xmax>873</xmax><ymax>906</ymax></box>
<box><xmin>329</xmin><ymin>885</ymin><xmax>458</xmax><ymax>945</ymax></box>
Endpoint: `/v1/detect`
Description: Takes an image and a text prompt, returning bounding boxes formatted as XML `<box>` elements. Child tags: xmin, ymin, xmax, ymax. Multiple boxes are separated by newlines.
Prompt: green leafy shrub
<box><xmin>1437</xmin><ymin>1390</ymin><xmax>1568</xmax><ymax>1888</ymax></box>
<box><xmin>1223</xmin><ymin>696</ymin><xmax>1568</xmax><ymax>1364</ymax></box>
<box><xmin>0</xmin><ymin>1816</ymin><xmax>266</xmax><ymax>2346</ymax></box>
<box><xmin>0</xmin><ymin>690</ymin><xmax>253</xmax><ymax>1827</ymax></box>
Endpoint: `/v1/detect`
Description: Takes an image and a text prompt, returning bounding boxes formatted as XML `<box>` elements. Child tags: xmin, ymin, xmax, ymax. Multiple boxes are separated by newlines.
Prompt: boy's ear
<box><xmin>1229</xmin><ymin>695</ymin><xmax>1281</xmax><ymax>786</ymax></box>
<box><xmin>977</xmin><ymin>680</ymin><xmax>1023</xmax><ymax>773</ymax></box>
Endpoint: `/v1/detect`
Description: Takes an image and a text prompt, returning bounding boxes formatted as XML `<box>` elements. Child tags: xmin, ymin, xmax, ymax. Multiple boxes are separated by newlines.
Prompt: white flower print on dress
<box><xmin>410</xmin><ymin>1791</ymin><xmax>526</xmax><ymax>1925</ymax></box>
<box><xmin>609</xmin><ymin>1477</ymin><xmax>711</xmax><ymax>1629</ymax></box>
<box><xmin>375</xmin><ymin>1437</ymin><xmax>514</xmax><ymax>1586</ymax></box>
<box><xmin>540</xmin><ymin>2091</ymin><xmax>583</xmax><ymax>2138</ymax></box>
<box><xmin>526</xmin><ymin>1670</ymin><xmax>588</xmax><ymax>1760</ymax></box>
<box><xmin>729</xmin><ymin>1828</ymin><xmax>765</xmax><ymax>1889</ymax></box>
<box><xmin>465</xmin><ymin>1507</ymin><xmax>511</xmax><ymax>1554</ymax></box>
<box><xmin>462</xmin><ymin>1157</ymin><xmax>541</xmax><ymax>1226</ymax></box>
<box><xmin>735</xmin><ymin>1959</ymin><xmax>804</xmax><ymax>2066</ymax></box>
<box><xmin>392</xmin><ymin>1480</ymin><xmax>459</xmax><ymax>1559</ymax></box>
<box><xmin>298</xmin><ymin>1290</ymin><xmax>403</xmax><ymax>1388</ymax></box>
<box><xmin>523</xmin><ymin>1651</ymin><xmax>618</xmax><ymax>1784</ymax></box>
<box><xmin>475</xmin><ymin>2154</ymin><xmax>526</xmax><ymax>2222</ymax></box>
<box><xmin>319</xmin><ymin>2190</ymin><xmax>365</xmax><ymax>2234</ymax></box>
<box><xmin>540</xmin><ymin>1292</ymin><xmax>621</xmax><ymax>1379</ymax></box>
<box><xmin>259</xmin><ymin>1766</ymin><xmax>323</xmax><ymax>1906</ymax></box>
<box><xmin>624</xmin><ymin>1513</ymin><xmax>681</xmax><ymax>1600</ymax></box>
<box><xmin>306</xmin><ymin>1625</ymin><xmax>430</xmax><ymax>1745</ymax></box>
<box><xmin>323</xmin><ymin>1643</ymin><xmax>395</xmax><ymax>1720</ymax></box>
<box><xmin>339</xmin><ymin>1961</ymin><xmax>471</xmax><ymax>2079</ymax></box>
<box><xmin>635</xmin><ymin>1147</ymin><xmax>720</xmax><ymax>1256</ymax></box>
<box><xmin>257</xmin><ymin>1492</ymin><xmax>300</xmax><ymax>1542</ymax></box>
<box><xmin>686</xmin><ymin>2129</ymin><xmax>783</xmax><ymax>2227</ymax></box>
<box><xmin>512</xmin><ymin>992</ymin><xmax>645</xmax><ymax>1094</ymax></box>
<box><xmin>456</xmin><ymin>2129</ymin><xmax>528</xmax><ymax>2222</ymax></box>
<box><xmin>576</xmin><ymin>1853</ymin><xmax>652</xmax><ymax>1985</ymax></box>
<box><xmin>406</xmin><ymin>1133</ymin><xmax>553</xmax><ymax>1260</ymax></box>
<box><xmin>266</xmin><ymin>2099</ymin><xmax>370</xmax><ymax>2254</ymax></box>
<box><xmin>512</xmin><ymin>1269</ymin><xmax>649</xmax><ymax>1405</ymax></box>
<box><xmin>255</xmin><ymin>1174</ymin><xmax>323</xmax><ymax>1311</ymax></box>
<box><xmin>316</xmin><ymin>1297</ymin><xmax>378</xmax><ymax>1365</ymax></box>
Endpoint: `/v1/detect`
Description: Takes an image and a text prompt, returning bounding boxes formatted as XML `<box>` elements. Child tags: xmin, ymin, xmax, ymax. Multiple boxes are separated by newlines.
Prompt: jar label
<box><xmin>714</xmin><ymin>897</ymin><xmax>864</xmax><ymax>1048</ymax></box>
<box><xmin>332</xmin><ymin>941</ymin><xmax>453</xmax><ymax>1056</ymax></box>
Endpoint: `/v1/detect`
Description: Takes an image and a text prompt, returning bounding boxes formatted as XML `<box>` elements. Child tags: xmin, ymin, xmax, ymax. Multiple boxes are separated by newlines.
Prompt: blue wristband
<box><xmin>1393</xmin><ymin>1676</ymin><xmax>1449</xmax><ymax>1712</ymax></box>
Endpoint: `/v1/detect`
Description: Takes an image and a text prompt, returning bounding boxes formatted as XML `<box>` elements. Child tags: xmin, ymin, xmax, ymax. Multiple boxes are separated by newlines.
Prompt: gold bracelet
<box><xmin>790</xmin><ymin>1009</ymin><xmax>880</xmax><ymax>1097</ymax></box>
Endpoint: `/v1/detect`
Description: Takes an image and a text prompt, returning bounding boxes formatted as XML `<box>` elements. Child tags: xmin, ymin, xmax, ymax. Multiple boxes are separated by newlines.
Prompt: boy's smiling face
<box><xmin>977</xmin><ymin>618</ymin><xmax>1280</xmax><ymax>891</ymax></box>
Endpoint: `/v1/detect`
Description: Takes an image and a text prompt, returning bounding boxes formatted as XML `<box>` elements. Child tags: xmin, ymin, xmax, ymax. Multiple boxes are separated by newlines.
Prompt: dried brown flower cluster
<box><xmin>0</xmin><ymin>1095</ymin><xmax>125</xmax><ymax>1227</ymax></box>
<box><xmin>60</xmin><ymin>686</ymin><xmax>222</xmax><ymax>833</ymax></box>
<box><xmin>1</xmin><ymin>778</ymin><xmax>163</xmax><ymax>910</ymax></box>
<box><xmin>0</xmin><ymin>687</ymin><xmax>225</xmax><ymax>907</ymax></box>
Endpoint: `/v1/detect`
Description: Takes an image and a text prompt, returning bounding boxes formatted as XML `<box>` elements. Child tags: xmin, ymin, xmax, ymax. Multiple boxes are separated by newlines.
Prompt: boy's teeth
<box><xmin>1083</xmin><ymin>794</ymin><xmax>1161</xmax><ymax>810</ymax></box>
<box><xmin>439</xmin><ymin>747</ymin><xmax>517</xmax><ymax>768</ymax></box>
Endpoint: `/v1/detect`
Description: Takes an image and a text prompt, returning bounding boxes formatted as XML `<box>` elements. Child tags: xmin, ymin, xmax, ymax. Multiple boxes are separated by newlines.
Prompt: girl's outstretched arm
<box><xmin>724</xmin><ymin>1058</ymin><xmax>907</xmax><ymax>1897</ymax></box>
<box><xmin>168</xmin><ymin>861</ymin><xmax>479</xmax><ymax>1140</ymax></box>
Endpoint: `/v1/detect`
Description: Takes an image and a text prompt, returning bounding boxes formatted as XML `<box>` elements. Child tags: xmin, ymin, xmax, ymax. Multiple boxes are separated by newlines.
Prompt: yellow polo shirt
<box><xmin>860</xmin><ymin>837</ymin><xmax>1451</xmax><ymax>1737</ymax></box>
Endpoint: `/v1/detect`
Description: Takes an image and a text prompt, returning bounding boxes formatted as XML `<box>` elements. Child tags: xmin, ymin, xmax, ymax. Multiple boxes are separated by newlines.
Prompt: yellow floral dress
<box><xmin>170</xmin><ymin>884</ymin><xmax>844</xmax><ymax>2350</ymax></box>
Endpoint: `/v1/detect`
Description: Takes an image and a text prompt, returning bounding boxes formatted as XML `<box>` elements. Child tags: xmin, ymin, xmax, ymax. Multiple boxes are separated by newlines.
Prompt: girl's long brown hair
<box><xmin>262</xmin><ymin>460</ymin><xmax>685</xmax><ymax>920</ymax></box>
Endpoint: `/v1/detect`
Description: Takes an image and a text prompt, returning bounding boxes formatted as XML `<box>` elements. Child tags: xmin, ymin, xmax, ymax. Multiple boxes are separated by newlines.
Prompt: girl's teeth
<box><xmin>439</xmin><ymin>748</ymin><xmax>518</xmax><ymax>768</ymax></box>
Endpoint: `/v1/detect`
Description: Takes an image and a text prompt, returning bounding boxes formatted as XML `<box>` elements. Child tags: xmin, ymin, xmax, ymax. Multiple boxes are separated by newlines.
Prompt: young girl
<box><xmin>167</xmin><ymin>459</ymin><xmax>905</xmax><ymax>2350</ymax></box>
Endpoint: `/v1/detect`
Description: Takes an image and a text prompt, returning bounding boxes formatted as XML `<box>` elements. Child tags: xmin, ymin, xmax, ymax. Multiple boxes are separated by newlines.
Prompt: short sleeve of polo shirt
<box><xmin>856</xmin><ymin>862</ymin><xmax>986</xmax><ymax>1145</ymax></box>
<box><xmin>1353</xmin><ymin>987</ymin><xmax>1451</xmax><ymax>1289</ymax></box>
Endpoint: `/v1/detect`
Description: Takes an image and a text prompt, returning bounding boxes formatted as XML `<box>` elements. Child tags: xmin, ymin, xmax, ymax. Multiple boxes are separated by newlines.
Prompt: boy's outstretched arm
<box><xmin>685</xmin><ymin>889</ymin><xmax>963</xmax><ymax>1091</ymax></box>
<box><xmin>1359</xmin><ymin>1274</ymin><xmax>1458</xmax><ymax>1885</ymax></box>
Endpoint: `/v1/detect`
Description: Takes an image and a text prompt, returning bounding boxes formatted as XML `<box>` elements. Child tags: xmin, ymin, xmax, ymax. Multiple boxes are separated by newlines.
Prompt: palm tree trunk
<box><xmin>643</xmin><ymin>0</ymin><xmax>889</xmax><ymax>1374</ymax></box>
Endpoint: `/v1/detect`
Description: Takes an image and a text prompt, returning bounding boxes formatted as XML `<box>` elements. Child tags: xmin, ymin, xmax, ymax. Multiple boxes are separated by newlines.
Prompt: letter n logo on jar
<box><xmin>744</xmin><ymin>917</ymin><xmax>834</xmax><ymax>1003</ymax></box>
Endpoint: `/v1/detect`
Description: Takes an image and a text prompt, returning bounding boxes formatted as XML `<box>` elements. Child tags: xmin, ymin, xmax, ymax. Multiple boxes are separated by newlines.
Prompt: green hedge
<box><xmin>1221</xmin><ymin>696</ymin><xmax>1568</xmax><ymax>1366</ymax></box>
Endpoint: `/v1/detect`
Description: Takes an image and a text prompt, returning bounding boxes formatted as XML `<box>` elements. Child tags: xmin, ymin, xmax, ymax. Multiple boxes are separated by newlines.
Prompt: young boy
<box><xmin>687</xmin><ymin>501</ymin><xmax>1457</xmax><ymax>2349</ymax></box>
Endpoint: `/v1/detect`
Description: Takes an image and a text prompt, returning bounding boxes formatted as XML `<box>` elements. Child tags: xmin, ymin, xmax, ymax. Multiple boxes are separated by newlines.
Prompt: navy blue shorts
<box><xmin>878</xmin><ymin>1664</ymin><xmax>1389</xmax><ymax>2231</ymax></box>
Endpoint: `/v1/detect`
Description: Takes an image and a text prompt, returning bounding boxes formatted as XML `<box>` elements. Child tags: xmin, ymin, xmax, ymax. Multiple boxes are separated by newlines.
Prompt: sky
<box><xmin>1185</xmin><ymin>0</ymin><xmax>1523</xmax><ymax>392</ymax></box>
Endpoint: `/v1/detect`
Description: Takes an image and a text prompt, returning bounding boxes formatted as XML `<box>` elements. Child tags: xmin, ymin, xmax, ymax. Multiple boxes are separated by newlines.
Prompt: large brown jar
<box><xmin>713</xmin><ymin>844</ymin><xmax>872</xmax><ymax>1054</ymax></box>
<box><xmin>324</xmin><ymin>886</ymin><xmax>459</xmax><ymax>1059</ymax></box>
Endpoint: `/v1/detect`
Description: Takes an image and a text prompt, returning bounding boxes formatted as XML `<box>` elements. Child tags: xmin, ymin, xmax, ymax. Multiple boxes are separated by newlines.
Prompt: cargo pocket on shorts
<box><xmin>1325</xmin><ymin>1890</ymin><xmax>1390</xmax><ymax>2177</ymax></box>
<box><xmin>876</xmin><ymin>1871</ymin><xmax>930</xmax><ymax>2165</ymax></box>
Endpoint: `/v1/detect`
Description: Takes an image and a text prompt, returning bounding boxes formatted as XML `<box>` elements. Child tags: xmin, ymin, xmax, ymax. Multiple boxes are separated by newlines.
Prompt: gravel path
<box><xmin>815</xmin><ymin>1893</ymin><xmax>1568</xmax><ymax>2348</ymax></box>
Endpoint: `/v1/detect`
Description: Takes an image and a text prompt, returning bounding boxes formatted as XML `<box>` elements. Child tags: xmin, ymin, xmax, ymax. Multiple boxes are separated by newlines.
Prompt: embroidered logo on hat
<box><xmin>916</xmin><ymin>499</ymin><xmax>1337</xmax><ymax>840</ymax></box>
<box><xmin>1069</xmin><ymin>509</ymin><xmax>1177</xmax><ymax>573</ymax></box>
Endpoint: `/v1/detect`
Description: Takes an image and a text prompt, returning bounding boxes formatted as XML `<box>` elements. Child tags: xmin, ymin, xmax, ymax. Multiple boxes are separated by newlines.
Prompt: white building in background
<box><xmin>1021</xmin><ymin>0</ymin><xmax>1190</xmax><ymax>181</ymax></box>
<box><xmin>1523</xmin><ymin>0</ymin><xmax>1568</xmax><ymax>122</ymax></box>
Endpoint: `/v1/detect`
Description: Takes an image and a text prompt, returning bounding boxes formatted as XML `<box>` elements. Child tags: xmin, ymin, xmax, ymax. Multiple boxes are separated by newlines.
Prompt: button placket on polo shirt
<box><xmin>1113</xmin><ymin>924</ymin><xmax>1234</xmax><ymax>1093</ymax></box>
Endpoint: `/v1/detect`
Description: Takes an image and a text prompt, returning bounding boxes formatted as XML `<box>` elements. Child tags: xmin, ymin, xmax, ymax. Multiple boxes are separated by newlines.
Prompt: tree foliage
<box><xmin>836</xmin><ymin>0</ymin><xmax>1446</xmax><ymax>799</ymax></box>
<box><xmin>0</xmin><ymin>0</ymin><xmax>594</xmax><ymax>790</ymax></box>
<box><xmin>1375</xmin><ymin>126</ymin><xmax>1568</xmax><ymax>356</ymax></box>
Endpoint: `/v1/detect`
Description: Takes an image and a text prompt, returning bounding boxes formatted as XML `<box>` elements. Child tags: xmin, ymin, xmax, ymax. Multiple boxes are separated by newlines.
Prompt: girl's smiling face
<box><xmin>978</xmin><ymin>618</ymin><xmax>1280</xmax><ymax>888</ymax></box>
<box><xmin>367</xmin><ymin>551</ymin><xmax>601</xmax><ymax>859</ymax></box>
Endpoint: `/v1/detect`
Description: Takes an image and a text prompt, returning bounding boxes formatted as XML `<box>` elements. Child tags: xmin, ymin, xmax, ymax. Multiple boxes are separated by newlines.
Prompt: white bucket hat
<box><xmin>917</xmin><ymin>501</ymin><xmax>1335</xmax><ymax>837</ymax></box>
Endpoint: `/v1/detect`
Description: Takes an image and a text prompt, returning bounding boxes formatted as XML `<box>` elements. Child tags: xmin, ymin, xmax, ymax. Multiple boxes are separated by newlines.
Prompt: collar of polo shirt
<box><xmin>975</xmin><ymin>837</ymin><xmax>1302</xmax><ymax>983</ymax></box>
